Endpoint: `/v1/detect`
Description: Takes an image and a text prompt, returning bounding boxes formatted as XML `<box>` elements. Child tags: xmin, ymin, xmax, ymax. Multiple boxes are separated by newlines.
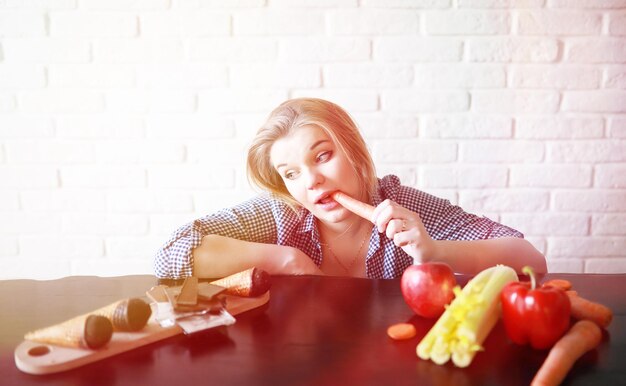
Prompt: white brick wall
<box><xmin>1</xmin><ymin>1</ymin><xmax>625</xmax><ymax>279</ymax></box>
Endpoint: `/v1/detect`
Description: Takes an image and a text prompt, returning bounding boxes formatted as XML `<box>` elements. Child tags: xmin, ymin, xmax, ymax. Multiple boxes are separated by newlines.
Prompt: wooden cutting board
<box><xmin>14</xmin><ymin>292</ymin><xmax>270</xmax><ymax>375</ymax></box>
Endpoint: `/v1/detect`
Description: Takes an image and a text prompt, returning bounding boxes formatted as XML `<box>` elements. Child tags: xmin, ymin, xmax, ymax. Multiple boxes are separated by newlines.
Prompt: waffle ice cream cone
<box><xmin>209</xmin><ymin>267</ymin><xmax>270</xmax><ymax>297</ymax></box>
<box><xmin>25</xmin><ymin>314</ymin><xmax>113</xmax><ymax>349</ymax></box>
<box><xmin>92</xmin><ymin>298</ymin><xmax>151</xmax><ymax>332</ymax></box>
<box><xmin>24</xmin><ymin>298</ymin><xmax>150</xmax><ymax>350</ymax></box>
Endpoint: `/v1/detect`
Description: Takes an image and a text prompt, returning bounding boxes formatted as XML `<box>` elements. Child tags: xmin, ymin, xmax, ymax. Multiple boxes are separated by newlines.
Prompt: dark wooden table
<box><xmin>0</xmin><ymin>273</ymin><xmax>624</xmax><ymax>386</ymax></box>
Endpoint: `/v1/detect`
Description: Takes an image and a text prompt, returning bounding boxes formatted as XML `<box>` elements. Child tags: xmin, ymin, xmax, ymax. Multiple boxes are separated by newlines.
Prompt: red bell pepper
<box><xmin>500</xmin><ymin>266</ymin><xmax>571</xmax><ymax>350</ymax></box>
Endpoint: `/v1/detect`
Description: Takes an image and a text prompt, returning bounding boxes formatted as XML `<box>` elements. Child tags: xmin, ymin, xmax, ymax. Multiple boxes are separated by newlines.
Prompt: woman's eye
<box><xmin>316</xmin><ymin>151</ymin><xmax>332</xmax><ymax>163</ymax></box>
<box><xmin>285</xmin><ymin>171</ymin><xmax>298</xmax><ymax>180</ymax></box>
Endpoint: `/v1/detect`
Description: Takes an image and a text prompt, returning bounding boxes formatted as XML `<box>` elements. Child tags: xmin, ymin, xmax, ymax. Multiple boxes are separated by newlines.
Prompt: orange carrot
<box><xmin>332</xmin><ymin>191</ymin><xmax>375</xmax><ymax>223</ymax></box>
<box><xmin>566</xmin><ymin>291</ymin><xmax>613</xmax><ymax>329</ymax></box>
<box><xmin>531</xmin><ymin>320</ymin><xmax>602</xmax><ymax>386</ymax></box>
<box><xmin>541</xmin><ymin>279</ymin><xmax>572</xmax><ymax>291</ymax></box>
<box><xmin>387</xmin><ymin>323</ymin><xmax>417</xmax><ymax>340</ymax></box>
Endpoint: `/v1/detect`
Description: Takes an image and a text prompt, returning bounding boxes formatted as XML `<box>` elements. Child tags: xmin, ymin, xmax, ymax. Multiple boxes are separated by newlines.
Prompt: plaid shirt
<box><xmin>154</xmin><ymin>175</ymin><xmax>523</xmax><ymax>279</ymax></box>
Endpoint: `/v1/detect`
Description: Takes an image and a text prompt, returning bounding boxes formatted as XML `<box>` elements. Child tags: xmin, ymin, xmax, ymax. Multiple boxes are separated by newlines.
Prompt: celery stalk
<box><xmin>416</xmin><ymin>265</ymin><xmax>518</xmax><ymax>368</ymax></box>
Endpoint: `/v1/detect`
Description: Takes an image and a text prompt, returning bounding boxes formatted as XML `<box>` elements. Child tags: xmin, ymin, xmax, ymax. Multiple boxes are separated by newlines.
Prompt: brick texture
<box><xmin>0</xmin><ymin>2</ymin><xmax>624</xmax><ymax>278</ymax></box>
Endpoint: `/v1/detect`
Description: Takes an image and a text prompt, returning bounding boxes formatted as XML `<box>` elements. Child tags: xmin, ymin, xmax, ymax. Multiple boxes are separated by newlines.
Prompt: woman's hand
<box><xmin>371</xmin><ymin>199</ymin><xmax>438</xmax><ymax>264</ymax></box>
<box><xmin>274</xmin><ymin>246</ymin><xmax>324</xmax><ymax>276</ymax></box>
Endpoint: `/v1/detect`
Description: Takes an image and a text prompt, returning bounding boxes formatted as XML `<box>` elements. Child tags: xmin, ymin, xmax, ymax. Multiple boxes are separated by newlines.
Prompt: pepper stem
<box><xmin>522</xmin><ymin>266</ymin><xmax>536</xmax><ymax>290</ymax></box>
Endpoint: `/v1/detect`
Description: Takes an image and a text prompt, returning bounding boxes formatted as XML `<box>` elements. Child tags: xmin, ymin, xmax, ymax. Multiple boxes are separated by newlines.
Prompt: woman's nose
<box><xmin>305</xmin><ymin>168</ymin><xmax>323</xmax><ymax>189</ymax></box>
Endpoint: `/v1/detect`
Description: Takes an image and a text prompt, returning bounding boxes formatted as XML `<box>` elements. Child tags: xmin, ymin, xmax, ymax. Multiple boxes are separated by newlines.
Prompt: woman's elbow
<box><xmin>518</xmin><ymin>238</ymin><xmax>547</xmax><ymax>274</ymax></box>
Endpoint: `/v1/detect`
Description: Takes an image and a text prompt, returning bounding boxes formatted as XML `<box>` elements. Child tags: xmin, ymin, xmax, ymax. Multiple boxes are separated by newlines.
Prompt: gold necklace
<box><xmin>321</xmin><ymin>230</ymin><xmax>369</xmax><ymax>273</ymax></box>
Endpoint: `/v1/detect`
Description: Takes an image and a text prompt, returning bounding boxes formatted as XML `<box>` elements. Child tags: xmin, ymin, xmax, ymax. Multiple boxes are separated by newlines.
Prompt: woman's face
<box><xmin>270</xmin><ymin>125</ymin><xmax>363</xmax><ymax>224</ymax></box>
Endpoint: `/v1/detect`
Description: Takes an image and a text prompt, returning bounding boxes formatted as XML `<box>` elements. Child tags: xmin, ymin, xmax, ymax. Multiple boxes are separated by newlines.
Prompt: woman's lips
<box><xmin>318</xmin><ymin>195</ymin><xmax>333</xmax><ymax>204</ymax></box>
<box><xmin>315</xmin><ymin>195</ymin><xmax>340</xmax><ymax>211</ymax></box>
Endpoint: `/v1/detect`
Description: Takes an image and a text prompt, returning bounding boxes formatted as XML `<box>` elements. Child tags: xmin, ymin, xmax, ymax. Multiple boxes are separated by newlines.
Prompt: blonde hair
<box><xmin>247</xmin><ymin>98</ymin><xmax>377</xmax><ymax>210</ymax></box>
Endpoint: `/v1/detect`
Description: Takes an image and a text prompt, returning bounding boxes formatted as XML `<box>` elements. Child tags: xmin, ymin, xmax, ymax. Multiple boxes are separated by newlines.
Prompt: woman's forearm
<box><xmin>433</xmin><ymin>237</ymin><xmax>547</xmax><ymax>275</ymax></box>
<box><xmin>192</xmin><ymin>234</ymin><xmax>322</xmax><ymax>278</ymax></box>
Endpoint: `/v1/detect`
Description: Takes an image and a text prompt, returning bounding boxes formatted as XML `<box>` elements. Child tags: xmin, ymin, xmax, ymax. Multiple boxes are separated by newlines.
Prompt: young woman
<box><xmin>154</xmin><ymin>98</ymin><xmax>547</xmax><ymax>279</ymax></box>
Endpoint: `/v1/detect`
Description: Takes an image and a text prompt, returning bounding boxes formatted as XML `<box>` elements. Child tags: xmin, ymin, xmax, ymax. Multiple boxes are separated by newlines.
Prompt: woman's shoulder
<box><xmin>193</xmin><ymin>193</ymin><xmax>303</xmax><ymax>238</ymax></box>
<box><xmin>243</xmin><ymin>192</ymin><xmax>306</xmax><ymax>222</ymax></box>
<box><xmin>225</xmin><ymin>193</ymin><xmax>296</xmax><ymax>216</ymax></box>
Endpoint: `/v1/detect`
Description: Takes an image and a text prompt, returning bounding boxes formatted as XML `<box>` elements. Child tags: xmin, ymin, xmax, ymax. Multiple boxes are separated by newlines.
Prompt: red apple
<box><xmin>401</xmin><ymin>262</ymin><xmax>457</xmax><ymax>318</ymax></box>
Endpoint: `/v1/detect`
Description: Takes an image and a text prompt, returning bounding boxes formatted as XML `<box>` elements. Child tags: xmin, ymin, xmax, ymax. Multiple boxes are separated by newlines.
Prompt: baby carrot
<box><xmin>387</xmin><ymin>323</ymin><xmax>417</xmax><ymax>340</ymax></box>
<box><xmin>566</xmin><ymin>291</ymin><xmax>613</xmax><ymax>329</ymax></box>
<box><xmin>331</xmin><ymin>191</ymin><xmax>375</xmax><ymax>223</ymax></box>
<box><xmin>531</xmin><ymin>320</ymin><xmax>602</xmax><ymax>386</ymax></box>
<box><xmin>541</xmin><ymin>279</ymin><xmax>572</xmax><ymax>291</ymax></box>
